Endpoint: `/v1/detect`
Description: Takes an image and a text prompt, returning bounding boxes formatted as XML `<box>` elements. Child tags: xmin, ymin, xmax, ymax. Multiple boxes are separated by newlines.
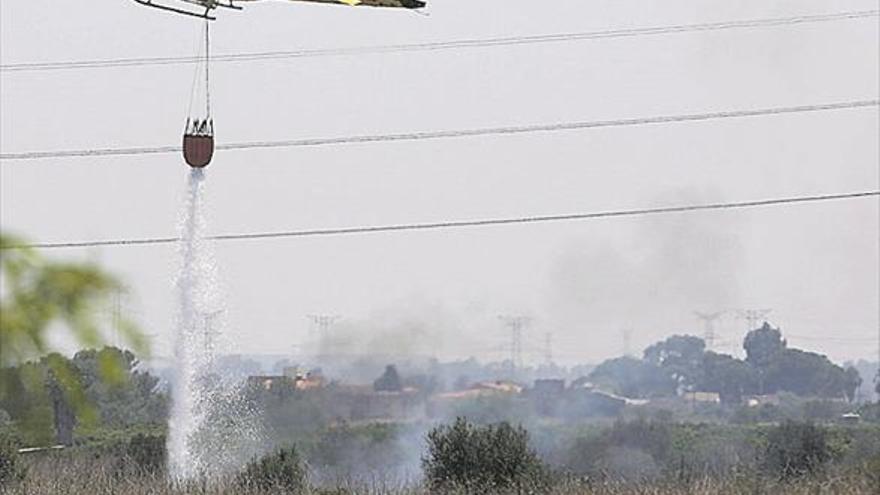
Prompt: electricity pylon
<box><xmin>622</xmin><ymin>328</ymin><xmax>633</xmax><ymax>357</ymax></box>
<box><xmin>498</xmin><ymin>315</ymin><xmax>531</xmax><ymax>377</ymax></box>
<box><xmin>694</xmin><ymin>311</ymin><xmax>725</xmax><ymax>351</ymax></box>
<box><xmin>737</xmin><ymin>309</ymin><xmax>773</xmax><ymax>332</ymax></box>
<box><xmin>202</xmin><ymin>309</ymin><xmax>224</xmax><ymax>367</ymax></box>
<box><xmin>306</xmin><ymin>314</ymin><xmax>341</xmax><ymax>358</ymax></box>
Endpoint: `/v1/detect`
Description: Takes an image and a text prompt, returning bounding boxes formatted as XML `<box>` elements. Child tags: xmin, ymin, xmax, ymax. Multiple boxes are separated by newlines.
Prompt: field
<box><xmin>6</xmin><ymin>454</ymin><xmax>879</xmax><ymax>495</ymax></box>
<box><xmin>4</xmin><ymin>420</ymin><xmax>880</xmax><ymax>495</ymax></box>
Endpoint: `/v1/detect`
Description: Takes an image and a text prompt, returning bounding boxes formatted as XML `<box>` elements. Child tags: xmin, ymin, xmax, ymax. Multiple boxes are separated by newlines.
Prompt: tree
<box><xmin>70</xmin><ymin>347</ymin><xmax>167</xmax><ymax>426</ymax></box>
<box><xmin>0</xmin><ymin>349</ymin><xmax>166</xmax><ymax>445</ymax></box>
<box><xmin>743</xmin><ymin>322</ymin><xmax>786</xmax><ymax>368</ymax></box>
<box><xmin>588</xmin><ymin>356</ymin><xmax>677</xmax><ymax>398</ymax></box>
<box><xmin>743</xmin><ymin>322</ymin><xmax>786</xmax><ymax>395</ymax></box>
<box><xmin>0</xmin><ymin>234</ymin><xmax>147</xmax><ymax>443</ymax></box>
<box><xmin>699</xmin><ymin>351</ymin><xmax>758</xmax><ymax>404</ymax></box>
<box><xmin>643</xmin><ymin>335</ymin><xmax>706</xmax><ymax>392</ymax></box>
<box><xmin>0</xmin><ymin>233</ymin><xmax>145</xmax><ymax>366</ymax></box>
<box><xmin>373</xmin><ymin>364</ymin><xmax>402</xmax><ymax>392</ymax></box>
<box><xmin>764</xmin><ymin>348</ymin><xmax>850</xmax><ymax>399</ymax></box>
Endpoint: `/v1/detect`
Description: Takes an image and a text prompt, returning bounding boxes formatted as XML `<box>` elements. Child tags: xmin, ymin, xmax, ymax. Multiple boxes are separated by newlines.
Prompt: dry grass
<box><xmin>4</xmin><ymin>453</ymin><xmax>878</xmax><ymax>495</ymax></box>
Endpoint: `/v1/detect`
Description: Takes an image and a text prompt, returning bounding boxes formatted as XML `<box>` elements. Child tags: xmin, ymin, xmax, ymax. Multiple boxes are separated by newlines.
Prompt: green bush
<box><xmin>238</xmin><ymin>446</ymin><xmax>308</xmax><ymax>492</ymax></box>
<box><xmin>307</xmin><ymin>422</ymin><xmax>405</xmax><ymax>477</ymax></box>
<box><xmin>762</xmin><ymin>421</ymin><xmax>831</xmax><ymax>479</ymax></box>
<box><xmin>564</xmin><ymin>419</ymin><xmax>673</xmax><ymax>481</ymax></box>
<box><xmin>123</xmin><ymin>433</ymin><xmax>165</xmax><ymax>475</ymax></box>
<box><xmin>0</xmin><ymin>431</ymin><xmax>25</xmax><ymax>486</ymax></box>
<box><xmin>422</xmin><ymin>417</ymin><xmax>549</xmax><ymax>493</ymax></box>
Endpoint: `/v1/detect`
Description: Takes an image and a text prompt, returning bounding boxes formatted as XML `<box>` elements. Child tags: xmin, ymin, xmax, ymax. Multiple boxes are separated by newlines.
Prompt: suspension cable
<box><xmin>205</xmin><ymin>19</ymin><xmax>211</xmax><ymax>121</ymax></box>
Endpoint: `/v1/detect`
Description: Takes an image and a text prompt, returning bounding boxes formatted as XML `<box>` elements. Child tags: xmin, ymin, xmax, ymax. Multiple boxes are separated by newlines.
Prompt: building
<box><xmin>683</xmin><ymin>391</ymin><xmax>722</xmax><ymax>404</ymax></box>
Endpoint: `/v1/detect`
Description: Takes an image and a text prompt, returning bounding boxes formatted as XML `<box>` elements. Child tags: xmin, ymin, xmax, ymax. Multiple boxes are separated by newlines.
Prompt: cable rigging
<box><xmin>182</xmin><ymin>20</ymin><xmax>215</xmax><ymax>168</ymax></box>
<box><xmin>3</xmin><ymin>190</ymin><xmax>876</xmax><ymax>250</ymax></box>
<box><xmin>1</xmin><ymin>99</ymin><xmax>876</xmax><ymax>161</ymax></box>
<box><xmin>1</xmin><ymin>10</ymin><xmax>876</xmax><ymax>73</ymax></box>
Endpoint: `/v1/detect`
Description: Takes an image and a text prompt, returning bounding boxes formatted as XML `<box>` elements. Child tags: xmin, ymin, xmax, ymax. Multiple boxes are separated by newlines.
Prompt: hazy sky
<box><xmin>1</xmin><ymin>0</ymin><xmax>878</xmax><ymax>366</ymax></box>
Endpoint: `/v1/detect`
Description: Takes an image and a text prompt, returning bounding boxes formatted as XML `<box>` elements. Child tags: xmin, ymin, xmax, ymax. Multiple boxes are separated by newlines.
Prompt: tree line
<box><xmin>587</xmin><ymin>322</ymin><xmax>862</xmax><ymax>404</ymax></box>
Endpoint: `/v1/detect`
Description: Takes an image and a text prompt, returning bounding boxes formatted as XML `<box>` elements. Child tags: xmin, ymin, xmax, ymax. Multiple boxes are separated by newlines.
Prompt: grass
<box><xmin>3</xmin><ymin>452</ymin><xmax>878</xmax><ymax>495</ymax></box>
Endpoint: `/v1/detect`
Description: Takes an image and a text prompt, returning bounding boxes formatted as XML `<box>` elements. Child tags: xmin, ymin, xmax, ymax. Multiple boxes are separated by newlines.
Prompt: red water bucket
<box><xmin>183</xmin><ymin>134</ymin><xmax>214</xmax><ymax>168</ymax></box>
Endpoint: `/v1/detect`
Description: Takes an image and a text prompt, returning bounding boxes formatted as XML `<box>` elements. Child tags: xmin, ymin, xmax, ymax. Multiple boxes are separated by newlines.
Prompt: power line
<box><xmin>3</xmin><ymin>190</ymin><xmax>876</xmax><ymax>250</ymax></box>
<box><xmin>2</xmin><ymin>99</ymin><xmax>876</xmax><ymax>161</ymax></box>
<box><xmin>2</xmin><ymin>10</ymin><xmax>876</xmax><ymax>73</ymax></box>
<box><xmin>785</xmin><ymin>334</ymin><xmax>877</xmax><ymax>344</ymax></box>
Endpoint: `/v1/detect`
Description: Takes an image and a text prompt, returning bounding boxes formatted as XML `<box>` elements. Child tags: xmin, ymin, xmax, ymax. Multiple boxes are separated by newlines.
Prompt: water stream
<box><xmin>167</xmin><ymin>169</ymin><xmax>261</xmax><ymax>481</ymax></box>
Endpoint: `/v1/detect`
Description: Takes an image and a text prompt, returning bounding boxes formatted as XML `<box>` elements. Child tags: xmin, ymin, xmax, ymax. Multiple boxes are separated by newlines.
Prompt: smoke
<box><xmin>307</xmin><ymin>298</ymin><xmax>477</xmax><ymax>382</ymax></box>
<box><xmin>545</xmin><ymin>188</ymin><xmax>743</xmax><ymax>358</ymax></box>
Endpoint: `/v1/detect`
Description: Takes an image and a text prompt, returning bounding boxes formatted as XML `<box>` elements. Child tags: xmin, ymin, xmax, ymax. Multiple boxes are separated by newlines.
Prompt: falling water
<box><xmin>167</xmin><ymin>169</ymin><xmax>262</xmax><ymax>481</ymax></box>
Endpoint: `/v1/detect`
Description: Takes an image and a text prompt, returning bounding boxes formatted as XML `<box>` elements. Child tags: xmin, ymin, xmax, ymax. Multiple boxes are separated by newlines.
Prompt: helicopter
<box><xmin>134</xmin><ymin>0</ymin><xmax>427</xmax><ymax>20</ymax></box>
<box><xmin>139</xmin><ymin>0</ymin><xmax>427</xmax><ymax>168</ymax></box>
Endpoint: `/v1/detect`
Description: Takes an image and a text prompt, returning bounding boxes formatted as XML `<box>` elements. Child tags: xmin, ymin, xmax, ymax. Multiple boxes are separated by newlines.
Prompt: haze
<box><xmin>1</xmin><ymin>0</ymin><xmax>877</xmax><ymax>365</ymax></box>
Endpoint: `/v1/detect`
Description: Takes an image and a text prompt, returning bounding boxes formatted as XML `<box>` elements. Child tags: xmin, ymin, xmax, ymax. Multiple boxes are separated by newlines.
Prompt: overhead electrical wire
<box><xmin>785</xmin><ymin>334</ymin><xmax>878</xmax><ymax>343</ymax></box>
<box><xmin>1</xmin><ymin>10</ymin><xmax>876</xmax><ymax>73</ymax></box>
<box><xmin>3</xmin><ymin>190</ymin><xmax>876</xmax><ymax>250</ymax></box>
<box><xmin>1</xmin><ymin>99</ymin><xmax>877</xmax><ymax>161</ymax></box>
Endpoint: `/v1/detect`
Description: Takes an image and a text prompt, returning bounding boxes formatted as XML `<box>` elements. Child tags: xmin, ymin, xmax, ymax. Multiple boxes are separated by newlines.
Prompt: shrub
<box><xmin>565</xmin><ymin>419</ymin><xmax>673</xmax><ymax>481</ymax></box>
<box><xmin>762</xmin><ymin>421</ymin><xmax>831</xmax><ymax>479</ymax></box>
<box><xmin>0</xmin><ymin>431</ymin><xmax>25</xmax><ymax>486</ymax></box>
<box><xmin>863</xmin><ymin>454</ymin><xmax>880</xmax><ymax>493</ymax></box>
<box><xmin>307</xmin><ymin>422</ymin><xmax>406</xmax><ymax>479</ymax></box>
<box><xmin>238</xmin><ymin>446</ymin><xmax>308</xmax><ymax>492</ymax></box>
<box><xmin>123</xmin><ymin>433</ymin><xmax>165</xmax><ymax>475</ymax></box>
<box><xmin>422</xmin><ymin>417</ymin><xmax>549</xmax><ymax>493</ymax></box>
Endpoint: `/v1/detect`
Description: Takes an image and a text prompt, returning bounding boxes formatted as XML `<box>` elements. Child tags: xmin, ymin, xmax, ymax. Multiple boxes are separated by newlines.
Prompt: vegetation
<box><xmin>0</xmin><ymin>430</ymin><xmax>25</xmax><ymax>486</ymax></box>
<box><xmin>0</xmin><ymin>246</ymin><xmax>875</xmax><ymax>495</ymax></box>
<box><xmin>237</xmin><ymin>446</ymin><xmax>308</xmax><ymax>492</ymax></box>
<box><xmin>587</xmin><ymin>356</ymin><xmax>676</xmax><ymax>398</ymax></box>
<box><xmin>0</xmin><ymin>416</ymin><xmax>879</xmax><ymax>493</ymax></box>
<box><xmin>306</xmin><ymin>422</ymin><xmax>409</xmax><ymax>482</ymax></box>
<box><xmin>2</xmin><ymin>453</ymin><xmax>879</xmax><ymax>494</ymax></box>
<box><xmin>0</xmin><ymin>233</ymin><xmax>149</xmax><ymax>446</ymax></box>
<box><xmin>762</xmin><ymin>421</ymin><xmax>831</xmax><ymax>479</ymax></box>
<box><xmin>0</xmin><ymin>233</ymin><xmax>144</xmax><ymax>367</ymax></box>
<box><xmin>587</xmin><ymin>323</ymin><xmax>862</xmax><ymax>403</ymax></box>
<box><xmin>119</xmin><ymin>433</ymin><xmax>166</xmax><ymax>476</ymax></box>
<box><xmin>422</xmin><ymin>418</ymin><xmax>549</xmax><ymax>493</ymax></box>
<box><xmin>0</xmin><ymin>347</ymin><xmax>167</xmax><ymax>446</ymax></box>
<box><xmin>565</xmin><ymin>419</ymin><xmax>676</xmax><ymax>481</ymax></box>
